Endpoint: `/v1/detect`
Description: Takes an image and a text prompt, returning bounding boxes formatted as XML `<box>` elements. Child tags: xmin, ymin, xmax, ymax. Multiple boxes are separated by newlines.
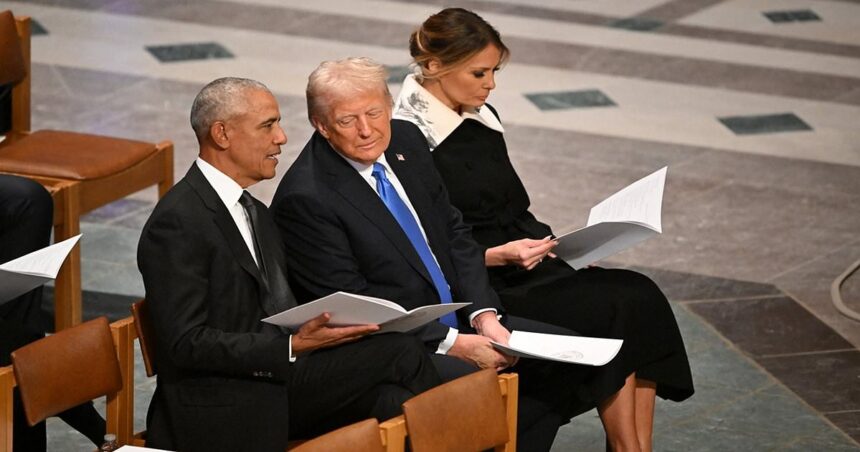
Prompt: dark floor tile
<box><xmin>763</xmin><ymin>10</ymin><xmax>822</xmax><ymax>23</ymax></box>
<box><xmin>633</xmin><ymin>0</ymin><xmax>726</xmax><ymax>22</ymax></box>
<box><xmin>610</xmin><ymin>17</ymin><xmax>663</xmax><ymax>31</ymax></box>
<box><xmin>626</xmin><ymin>265</ymin><xmax>782</xmax><ymax>301</ymax></box>
<box><xmin>687</xmin><ymin>296</ymin><xmax>853</xmax><ymax>356</ymax></box>
<box><xmin>145</xmin><ymin>42</ymin><xmax>234</xmax><ymax>63</ymax></box>
<box><xmin>758</xmin><ymin>350</ymin><xmax>860</xmax><ymax>413</ymax></box>
<box><xmin>30</xmin><ymin>19</ymin><xmax>49</xmax><ymax>36</ymax></box>
<box><xmin>826</xmin><ymin>411</ymin><xmax>860</xmax><ymax>443</ymax></box>
<box><xmin>385</xmin><ymin>65</ymin><xmax>412</xmax><ymax>84</ymax></box>
<box><xmin>525</xmin><ymin>89</ymin><xmax>617</xmax><ymax>110</ymax></box>
<box><xmin>41</xmin><ymin>287</ymin><xmax>139</xmax><ymax>333</ymax></box>
<box><xmin>718</xmin><ymin>113</ymin><xmax>813</xmax><ymax>135</ymax></box>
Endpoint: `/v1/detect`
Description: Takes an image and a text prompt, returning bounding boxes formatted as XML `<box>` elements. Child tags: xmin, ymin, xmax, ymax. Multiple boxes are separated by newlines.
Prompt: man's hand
<box><xmin>472</xmin><ymin>312</ymin><xmax>510</xmax><ymax>344</ymax></box>
<box><xmin>448</xmin><ymin>333</ymin><xmax>511</xmax><ymax>371</ymax></box>
<box><xmin>446</xmin><ymin>312</ymin><xmax>517</xmax><ymax>371</ymax></box>
<box><xmin>485</xmin><ymin>236</ymin><xmax>557</xmax><ymax>270</ymax></box>
<box><xmin>291</xmin><ymin>313</ymin><xmax>379</xmax><ymax>355</ymax></box>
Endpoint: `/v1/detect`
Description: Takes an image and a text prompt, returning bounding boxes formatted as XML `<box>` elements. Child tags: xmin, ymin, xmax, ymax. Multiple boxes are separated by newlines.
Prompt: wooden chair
<box><xmin>0</xmin><ymin>316</ymin><xmax>140</xmax><ymax>452</ymax></box>
<box><xmin>399</xmin><ymin>369</ymin><xmax>517</xmax><ymax>452</ymax></box>
<box><xmin>377</xmin><ymin>371</ymin><xmax>518</xmax><ymax>452</ymax></box>
<box><xmin>290</xmin><ymin>418</ymin><xmax>385</xmax><ymax>452</ymax></box>
<box><xmin>0</xmin><ymin>10</ymin><xmax>174</xmax><ymax>332</ymax></box>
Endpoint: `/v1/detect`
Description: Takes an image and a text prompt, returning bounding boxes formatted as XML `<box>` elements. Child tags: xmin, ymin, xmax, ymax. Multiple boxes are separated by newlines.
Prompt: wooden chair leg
<box><xmin>0</xmin><ymin>366</ymin><xmax>14</xmax><ymax>452</ymax></box>
<box><xmin>52</xmin><ymin>182</ymin><xmax>82</xmax><ymax>331</ymax></box>
<box><xmin>108</xmin><ymin>318</ymin><xmax>136</xmax><ymax>446</ymax></box>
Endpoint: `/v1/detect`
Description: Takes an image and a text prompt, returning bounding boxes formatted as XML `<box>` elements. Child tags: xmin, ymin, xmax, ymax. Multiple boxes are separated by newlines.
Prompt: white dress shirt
<box><xmin>196</xmin><ymin>158</ymin><xmax>296</xmax><ymax>361</ymax></box>
<box><xmin>196</xmin><ymin>158</ymin><xmax>259</xmax><ymax>266</ymax></box>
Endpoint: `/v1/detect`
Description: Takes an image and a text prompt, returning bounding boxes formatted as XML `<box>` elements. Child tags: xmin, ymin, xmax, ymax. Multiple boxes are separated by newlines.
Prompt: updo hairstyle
<box><xmin>409</xmin><ymin>7</ymin><xmax>510</xmax><ymax>79</ymax></box>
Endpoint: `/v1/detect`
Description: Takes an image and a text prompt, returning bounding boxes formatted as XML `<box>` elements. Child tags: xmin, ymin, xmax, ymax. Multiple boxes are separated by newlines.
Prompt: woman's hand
<box><xmin>485</xmin><ymin>236</ymin><xmax>557</xmax><ymax>270</ymax></box>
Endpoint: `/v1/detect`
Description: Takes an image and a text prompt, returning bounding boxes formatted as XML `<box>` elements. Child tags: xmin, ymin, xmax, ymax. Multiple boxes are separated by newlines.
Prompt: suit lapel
<box><xmin>185</xmin><ymin>164</ymin><xmax>269</xmax><ymax>297</ymax></box>
<box><xmin>311</xmin><ymin>134</ymin><xmax>435</xmax><ymax>287</ymax></box>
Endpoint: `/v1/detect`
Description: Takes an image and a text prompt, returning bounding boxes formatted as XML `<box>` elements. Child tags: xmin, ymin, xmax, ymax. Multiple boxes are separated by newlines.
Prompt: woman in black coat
<box><xmin>394</xmin><ymin>8</ymin><xmax>694</xmax><ymax>452</ymax></box>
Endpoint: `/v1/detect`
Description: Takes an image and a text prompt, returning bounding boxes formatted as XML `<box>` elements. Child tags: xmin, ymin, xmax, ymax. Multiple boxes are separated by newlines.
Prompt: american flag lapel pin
<box><xmin>396</xmin><ymin>153</ymin><xmax>405</xmax><ymax>161</ymax></box>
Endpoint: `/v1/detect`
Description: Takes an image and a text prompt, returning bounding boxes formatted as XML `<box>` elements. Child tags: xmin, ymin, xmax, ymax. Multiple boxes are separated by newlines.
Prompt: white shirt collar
<box><xmin>340</xmin><ymin>152</ymin><xmax>392</xmax><ymax>183</ymax></box>
<box><xmin>393</xmin><ymin>73</ymin><xmax>504</xmax><ymax>151</ymax></box>
<box><xmin>196</xmin><ymin>157</ymin><xmax>244</xmax><ymax>208</ymax></box>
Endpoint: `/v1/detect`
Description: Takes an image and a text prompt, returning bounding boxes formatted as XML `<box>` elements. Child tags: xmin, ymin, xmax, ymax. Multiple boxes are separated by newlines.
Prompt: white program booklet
<box><xmin>0</xmin><ymin>234</ymin><xmax>81</xmax><ymax>304</ymax></box>
<box><xmin>491</xmin><ymin>331</ymin><xmax>623</xmax><ymax>366</ymax></box>
<box><xmin>553</xmin><ymin>167</ymin><xmax>667</xmax><ymax>269</ymax></box>
<box><xmin>262</xmin><ymin>291</ymin><xmax>470</xmax><ymax>333</ymax></box>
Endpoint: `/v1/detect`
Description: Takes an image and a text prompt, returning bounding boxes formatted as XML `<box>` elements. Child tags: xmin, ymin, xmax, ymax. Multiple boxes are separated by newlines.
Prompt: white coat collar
<box><xmin>393</xmin><ymin>74</ymin><xmax>504</xmax><ymax>151</ymax></box>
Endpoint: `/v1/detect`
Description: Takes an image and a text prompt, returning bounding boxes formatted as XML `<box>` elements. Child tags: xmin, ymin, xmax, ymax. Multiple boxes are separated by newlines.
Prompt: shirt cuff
<box><xmin>435</xmin><ymin>327</ymin><xmax>459</xmax><ymax>355</ymax></box>
<box><xmin>288</xmin><ymin>335</ymin><xmax>297</xmax><ymax>363</ymax></box>
<box><xmin>468</xmin><ymin>308</ymin><xmax>499</xmax><ymax>327</ymax></box>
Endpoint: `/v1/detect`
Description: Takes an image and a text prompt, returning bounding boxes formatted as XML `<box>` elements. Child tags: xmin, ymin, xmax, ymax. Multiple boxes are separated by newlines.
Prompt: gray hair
<box><xmin>190</xmin><ymin>77</ymin><xmax>272</xmax><ymax>140</ymax></box>
<box><xmin>306</xmin><ymin>57</ymin><xmax>391</xmax><ymax>125</ymax></box>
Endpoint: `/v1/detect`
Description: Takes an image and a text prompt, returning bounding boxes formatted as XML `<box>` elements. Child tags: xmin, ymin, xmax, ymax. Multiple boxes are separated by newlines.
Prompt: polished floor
<box><xmin>1</xmin><ymin>0</ymin><xmax>858</xmax><ymax>450</ymax></box>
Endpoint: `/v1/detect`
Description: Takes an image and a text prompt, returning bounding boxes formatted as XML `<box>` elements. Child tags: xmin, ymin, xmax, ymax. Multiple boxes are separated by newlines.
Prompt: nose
<box><xmin>484</xmin><ymin>72</ymin><xmax>496</xmax><ymax>91</ymax></box>
<box><xmin>356</xmin><ymin>116</ymin><xmax>372</xmax><ymax>138</ymax></box>
<box><xmin>275</xmin><ymin>124</ymin><xmax>287</xmax><ymax>145</ymax></box>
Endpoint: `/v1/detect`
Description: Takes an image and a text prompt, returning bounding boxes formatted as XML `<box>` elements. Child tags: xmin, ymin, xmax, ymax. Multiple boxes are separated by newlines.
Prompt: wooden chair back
<box><xmin>10</xmin><ymin>317</ymin><xmax>122</xmax><ymax>426</ymax></box>
<box><xmin>395</xmin><ymin>369</ymin><xmax>517</xmax><ymax>452</ymax></box>
<box><xmin>131</xmin><ymin>299</ymin><xmax>157</xmax><ymax>377</ymax></box>
<box><xmin>0</xmin><ymin>316</ymin><xmax>139</xmax><ymax>451</ymax></box>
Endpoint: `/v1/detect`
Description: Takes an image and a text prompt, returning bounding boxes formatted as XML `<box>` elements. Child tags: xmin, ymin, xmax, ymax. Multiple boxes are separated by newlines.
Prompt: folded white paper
<box><xmin>492</xmin><ymin>330</ymin><xmax>623</xmax><ymax>366</ymax></box>
<box><xmin>0</xmin><ymin>234</ymin><xmax>81</xmax><ymax>304</ymax></box>
<box><xmin>262</xmin><ymin>291</ymin><xmax>470</xmax><ymax>333</ymax></box>
<box><xmin>553</xmin><ymin>167</ymin><xmax>667</xmax><ymax>269</ymax></box>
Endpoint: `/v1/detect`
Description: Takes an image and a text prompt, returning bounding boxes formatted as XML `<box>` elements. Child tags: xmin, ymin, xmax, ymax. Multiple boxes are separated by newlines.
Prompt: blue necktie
<box><xmin>372</xmin><ymin>163</ymin><xmax>458</xmax><ymax>328</ymax></box>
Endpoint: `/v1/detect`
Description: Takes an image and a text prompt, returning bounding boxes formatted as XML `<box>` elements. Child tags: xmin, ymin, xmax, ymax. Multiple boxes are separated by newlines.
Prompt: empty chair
<box><xmin>10</xmin><ymin>317</ymin><xmax>122</xmax><ymax>427</ymax></box>
<box><xmin>290</xmin><ymin>418</ymin><xmax>385</xmax><ymax>452</ymax></box>
<box><xmin>0</xmin><ymin>10</ymin><xmax>174</xmax><ymax>331</ymax></box>
<box><xmin>402</xmin><ymin>369</ymin><xmax>515</xmax><ymax>452</ymax></box>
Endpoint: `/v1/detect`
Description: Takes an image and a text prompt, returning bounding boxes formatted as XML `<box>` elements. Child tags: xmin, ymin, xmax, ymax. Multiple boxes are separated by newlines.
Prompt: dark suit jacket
<box><xmin>271</xmin><ymin>119</ymin><xmax>503</xmax><ymax>350</ymax></box>
<box><xmin>137</xmin><ymin>163</ymin><xmax>295</xmax><ymax>452</ymax></box>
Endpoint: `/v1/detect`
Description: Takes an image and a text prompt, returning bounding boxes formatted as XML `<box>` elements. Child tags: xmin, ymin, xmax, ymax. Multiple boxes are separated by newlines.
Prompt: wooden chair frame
<box><xmin>1</xmin><ymin>14</ymin><xmax>174</xmax><ymax>331</ymax></box>
<box><xmin>377</xmin><ymin>373</ymin><xmax>518</xmax><ymax>452</ymax></box>
<box><xmin>0</xmin><ymin>317</ymin><xmax>140</xmax><ymax>451</ymax></box>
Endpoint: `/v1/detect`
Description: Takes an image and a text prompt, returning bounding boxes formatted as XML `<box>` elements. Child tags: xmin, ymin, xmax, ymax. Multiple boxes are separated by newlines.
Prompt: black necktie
<box><xmin>238</xmin><ymin>191</ymin><xmax>268</xmax><ymax>279</ymax></box>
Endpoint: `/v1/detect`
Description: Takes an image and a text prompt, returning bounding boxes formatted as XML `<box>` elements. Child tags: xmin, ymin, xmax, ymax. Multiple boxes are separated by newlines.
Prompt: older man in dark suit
<box><xmin>137</xmin><ymin>77</ymin><xmax>439</xmax><ymax>452</ymax></box>
<box><xmin>271</xmin><ymin>58</ymin><xmax>589</xmax><ymax>452</ymax></box>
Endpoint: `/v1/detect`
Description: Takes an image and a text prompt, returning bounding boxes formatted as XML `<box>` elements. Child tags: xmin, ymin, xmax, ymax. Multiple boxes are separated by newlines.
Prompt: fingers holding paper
<box><xmin>485</xmin><ymin>236</ymin><xmax>557</xmax><ymax>270</ymax></box>
<box><xmin>291</xmin><ymin>312</ymin><xmax>379</xmax><ymax>354</ymax></box>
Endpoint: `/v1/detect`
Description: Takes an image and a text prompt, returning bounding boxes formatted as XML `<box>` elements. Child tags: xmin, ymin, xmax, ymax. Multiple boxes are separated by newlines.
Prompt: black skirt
<box><xmin>491</xmin><ymin>258</ymin><xmax>695</xmax><ymax>406</ymax></box>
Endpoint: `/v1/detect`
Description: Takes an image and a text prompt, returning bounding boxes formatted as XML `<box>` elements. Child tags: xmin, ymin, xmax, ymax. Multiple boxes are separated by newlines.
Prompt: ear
<box><xmin>311</xmin><ymin>116</ymin><xmax>331</xmax><ymax>140</ymax></box>
<box><xmin>210</xmin><ymin>121</ymin><xmax>229</xmax><ymax>149</ymax></box>
<box><xmin>426</xmin><ymin>58</ymin><xmax>443</xmax><ymax>76</ymax></box>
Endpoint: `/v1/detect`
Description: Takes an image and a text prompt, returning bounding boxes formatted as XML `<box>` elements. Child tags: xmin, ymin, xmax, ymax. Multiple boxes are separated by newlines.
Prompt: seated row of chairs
<box><xmin>0</xmin><ymin>300</ymin><xmax>520</xmax><ymax>452</ymax></box>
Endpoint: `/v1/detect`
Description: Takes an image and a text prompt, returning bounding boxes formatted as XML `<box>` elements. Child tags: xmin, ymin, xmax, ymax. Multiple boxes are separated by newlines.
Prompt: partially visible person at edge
<box><xmin>0</xmin><ymin>174</ymin><xmax>106</xmax><ymax>452</ymax></box>
<box><xmin>393</xmin><ymin>8</ymin><xmax>694</xmax><ymax>452</ymax></box>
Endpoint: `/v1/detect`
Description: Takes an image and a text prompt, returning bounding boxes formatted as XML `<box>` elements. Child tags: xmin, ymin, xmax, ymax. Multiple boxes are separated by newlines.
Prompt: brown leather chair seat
<box><xmin>0</xmin><ymin>130</ymin><xmax>158</xmax><ymax>180</ymax></box>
